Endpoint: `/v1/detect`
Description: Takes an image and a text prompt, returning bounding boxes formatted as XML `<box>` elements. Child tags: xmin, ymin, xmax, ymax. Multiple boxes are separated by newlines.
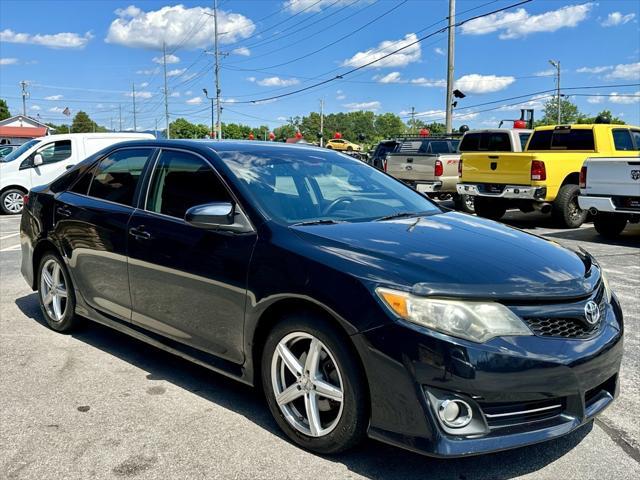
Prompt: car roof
<box><xmin>535</xmin><ymin>124</ymin><xmax>639</xmax><ymax>131</ymax></box>
<box><xmin>113</xmin><ymin>139</ymin><xmax>332</xmax><ymax>156</ymax></box>
<box><xmin>34</xmin><ymin>132</ymin><xmax>156</xmax><ymax>141</ymax></box>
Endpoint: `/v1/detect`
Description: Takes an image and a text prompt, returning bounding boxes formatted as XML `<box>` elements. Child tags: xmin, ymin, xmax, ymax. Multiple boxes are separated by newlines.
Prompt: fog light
<box><xmin>438</xmin><ymin>399</ymin><xmax>473</xmax><ymax>428</ymax></box>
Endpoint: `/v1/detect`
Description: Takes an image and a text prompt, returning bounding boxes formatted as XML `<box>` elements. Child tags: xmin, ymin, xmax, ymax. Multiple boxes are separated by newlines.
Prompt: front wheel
<box><xmin>0</xmin><ymin>188</ymin><xmax>25</xmax><ymax>215</ymax></box>
<box><xmin>474</xmin><ymin>197</ymin><xmax>506</xmax><ymax>220</ymax></box>
<box><xmin>594</xmin><ymin>213</ymin><xmax>628</xmax><ymax>239</ymax></box>
<box><xmin>261</xmin><ymin>315</ymin><xmax>367</xmax><ymax>454</ymax></box>
<box><xmin>552</xmin><ymin>184</ymin><xmax>587</xmax><ymax>228</ymax></box>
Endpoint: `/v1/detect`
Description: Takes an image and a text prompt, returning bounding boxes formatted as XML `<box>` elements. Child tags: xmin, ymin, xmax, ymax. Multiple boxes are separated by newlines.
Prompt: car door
<box><xmin>127</xmin><ymin>148</ymin><xmax>257</xmax><ymax>363</ymax></box>
<box><xmin>53</xmin><ymin>147</ymin><xmax>156</xmax><ymax>321</ymax></box>
<box><xmin>23</xmin><ymin>139</ymin><xmax>74</xmax><ymax>189</ymax></box>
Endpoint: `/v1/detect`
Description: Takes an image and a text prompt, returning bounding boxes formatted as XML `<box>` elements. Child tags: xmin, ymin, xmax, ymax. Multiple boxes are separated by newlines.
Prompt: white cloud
<box><xmin>125</xmin><ymin>91</ymin><xmax>153</xmax><ymax>99</ymax></box>
<box><xmin>30</xmin><ymin>105</ymin><xmax>41</xmax><ymax>111</ymax></box>
<box><xmin>152</xmin><ymin>53</ymin><xmax>180</xmax><ymax>64</ymax></box>
<box><xmin>586</xmin><ymin>95</ymin><xmax>604</xmax><ymax>104</ymax></box>
<box><xmin>601</xmin><ymin>12</ymin><xmax>636</xmax><ymax>27</ymax></box>
<box><xmin>170</xmin><ymin>91</ymin><xmax>181</xmax><ymax>97</ymax></box>
<box><xmin>461</xmin><ymin>3</ymin><xmax>593</xmax><ymax>39</ymax></box>
<box><xmin>400</xmin><ymin>108</ymin><xmax>478</xmax><ymax>121</ymax></box>
<box><xmin>106</xmin><ymin>4</ymin><xmax>255</xmax><ymax>49</ymax></box>
<box><xmin>497</xmin><ymin>94</ymin><xmax>547</xmax><ymax>111</ymax></box>
<box><xmin>255</xmin><ymin>76</ymin><xmax>299</xmax><ymax>87</ymax></box>
<box><xmin>374</xmin><ymin>72</ymin><xmax>404</xmax><ymax>84</ymax></box>
<box><xmin>185</xmin><ymin>90</ymin><xmax>193</xmax><ymax>95</ymax></box>
<box><xmin>434</xmin><ymin>47</ymin><xmax>445</xmax><ymax>56</ymax></box>
<box><xmin>284</xmin><ymin>0</ymin><xmax>357</xmax><ymax>13</ymax></box>
<box><xmin>221</xmin><ymin>97</ymin><xmax>238</xmax><ymax>104</ymax></box>
<box><xmin>277</xmin><ymin>116</ymin><xmax>287</xmax><ymax>121</ymax></box>
<box><xmin>455</xmin><ymin>74</ymin><xmax>515</xmax><ymax>94</ymax></box>
<box><xmin>609</xmin><ymin>91</ymin><xmax>640</xmax><ymax>104</ymax></box>
<box><xmin>606</xmin><ymin>62</ymin><xmax>640</xmax><ymax>80</ymax></box>
<box><xmin>140</xmin><ymin>82</ymin><xmax>149</xmax><ymax>88</ymax></box>
<box><xmin>534</xmin><ymin>69</ymin><xmax>556</xmax><ymax>76</ymax></box>
<box><xmin>247</xmin><ymin>76</ymin><xmax>256</xmax><ymax>82</ymax></box>
<box><xmin>49</xmin><ymin>107</ymin><xmax>65</xmax><ymax>113</ymax></box>
<box><xmin>0</xmin><ymin>57</ymin><xmax>18</xmax><ymax>65</ymax></box>
<box><xmin>336</xmin><ymin>89</ymin><xmax>346</xmax><ymax>100</ymax></box>
<box><xmin>576</xmin><ymin>65</ymin><xmax>613</xmax><ymax>74</ymax></box>
<box><xmin>343</xmin><ymin>101</ymin><xmax>381</xmax><ymax>111</ymax></box>
<box><xmin>342</xmin><ymin>33</ymin><xmax>421</xmax><ymax>68</ymax></box>
<box><xmin>167</xmin><ymin>68</ymin><xmax>186</xmax><ymax>77</ymax></box>
<box><xmin>137</xmin><ymin>67</ymin><xmax>159</xmax><ymax>75</ymax></box>
<box><xmin>0</xmin><ymin>28</ymin><xmax>92</xmax><ymax>48</ymax></box>
<box><xmin>186</xmin><ymin>96</ymin><xmax>203</xmax><ymax>105</ymax></box>
<box><xmin>410</xmin><ymin>77</ymin><xmax>446</xmax><ymax>87</ymax></box>
<box><xmin>44</xmin><ymin>95</ymin><xmax>63</xmax><ymax>100</ymax></box>
<box><xmin>232</xmin><ymin>47</ymin><xmax>251</xmax><ymax>56</ymax></box>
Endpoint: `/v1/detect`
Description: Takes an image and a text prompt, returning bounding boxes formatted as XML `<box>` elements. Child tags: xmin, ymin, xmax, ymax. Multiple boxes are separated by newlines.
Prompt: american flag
<box><xmin>62</xmin><ymin>107</ymin><xmax>71</xmax><ymax>116</ymax></box>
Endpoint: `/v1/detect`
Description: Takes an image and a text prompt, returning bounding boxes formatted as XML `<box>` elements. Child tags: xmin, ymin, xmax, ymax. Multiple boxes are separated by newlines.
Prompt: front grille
<box><xmin>524</xmin><ymin>316</ymin><xmax>599</xmax><ymax>338</ymax></box>
<box><xmin>480</xmin><ymin>398</ymin><xmax>565</xmax><ymax>430</ymax></box>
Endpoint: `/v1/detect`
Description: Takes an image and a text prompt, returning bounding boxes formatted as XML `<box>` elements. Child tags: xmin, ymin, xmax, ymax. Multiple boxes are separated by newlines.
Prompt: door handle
<box><xmin>56</xmin><ymin>206</ymin><xmax>72</xmax><ymax>218</ymax></box>
<box><xmin>65</xmin><ymin>164</ymin><xmax>75</xmax><ymax>170</ymax></box>
<box><xmin>129</xmin><ymin>226</ymin><xmax>151</xmax><ymax>240</ymax></box>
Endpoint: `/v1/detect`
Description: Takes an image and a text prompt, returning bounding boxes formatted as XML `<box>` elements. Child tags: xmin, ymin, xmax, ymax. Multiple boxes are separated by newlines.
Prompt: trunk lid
<box><xmin>387</xmin><ymin>153</ymin><xmax>460</xmax><ymax>181</ymax></box>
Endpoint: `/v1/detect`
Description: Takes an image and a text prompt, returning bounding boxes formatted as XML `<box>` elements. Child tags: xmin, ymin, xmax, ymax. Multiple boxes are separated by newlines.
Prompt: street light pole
<box><xmin>445</xmin><ymin>0</ymin><xmax>456</xmax><ymax>134</ymax></box>
<box><xmin>203</xmin><ymin>88</ymin><xmax>215</xmax><ymax>138</ymax></box>
<box><xmin>213</xmin><ymin>0</ymin><xmax>222</xmax><ymax>140</ymax></box>
<box><xmin>319</xmin><ymin>98</ymin><xmax>324</xmax><ymax>147</ymax></box>
<box><xmin>549</xmin><ymin>59</ymin><xmax>561</xmax><ymax>124</ymax></box>
<box><xmin>162</xmin><ymin>41</ymin><xmax>171</xmax><ymax>139</ymax></box>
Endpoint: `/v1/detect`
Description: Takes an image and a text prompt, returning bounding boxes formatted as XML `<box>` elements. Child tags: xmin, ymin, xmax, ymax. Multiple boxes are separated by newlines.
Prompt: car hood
<box><xmin>291</xmin><ymin>212</ymin><xmax>598</xmax><ymax>300</ymax></box>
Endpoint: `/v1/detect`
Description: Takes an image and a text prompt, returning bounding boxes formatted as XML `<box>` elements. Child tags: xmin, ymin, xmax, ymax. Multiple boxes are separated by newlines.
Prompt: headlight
<box><xmin>601</xmin><ymin>269</ymin><xmax>612</xmax><ymax>303</ymax></box>
<box><xmin>376</xmin><ymin>288</ymin><xmax>532</xmax><ymax>343</ymax></box>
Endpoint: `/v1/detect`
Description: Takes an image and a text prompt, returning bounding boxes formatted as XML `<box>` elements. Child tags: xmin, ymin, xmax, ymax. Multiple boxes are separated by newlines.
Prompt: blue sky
<box><xmin>1</xmin><ymin>0</ymin><xmax>639</xmax><ymax>131</ymax></box>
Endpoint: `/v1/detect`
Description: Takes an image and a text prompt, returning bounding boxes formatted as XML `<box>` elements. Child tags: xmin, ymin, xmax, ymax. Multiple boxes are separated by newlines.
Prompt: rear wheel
<box><xmin>0</xmin><ymin>188</ymin><xmax>25</xmax><ymax>215</ymax></box>
<box><xmin>261</xmin><ymin>314</ymin><xmax>367</xmax><ymax>454</ymax></box>
<box><xmin>37</xmin><ymin>253</ymin><xmax>79</xmax><ymax>332</ymax></box>
<box><xmin>346</xmin><ymin>146</ymin><xmax>353</xmax><ymax>152</ymax></box>
<box><xmin>474</xmin><ymin>197</ymin><xmax>506</xmax><ymax>220</ymax></box>
<box><xmin>454</xmin><ymin>194</ymin><xmax>475</xmax><ymax>213</ymax></box>
<box><xmin>552</xmin><ymin>184</ymin><xmax>587</xmax><ymax>228</ymax></box>
<box><xmin>594</xmin><ymin>213</ymin><xmax>628</xmax><ymax>239</ymax></box>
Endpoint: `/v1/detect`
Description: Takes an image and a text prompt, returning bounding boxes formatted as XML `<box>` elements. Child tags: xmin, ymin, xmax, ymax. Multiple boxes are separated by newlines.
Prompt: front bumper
<box><xmin>354</xmin><ymin>294</ymin><xmax>623</xmax><ymax>457</ymax></box>
<box><xmin>457</xmin><ymin>183</ymin><xmax>546</xmax><ymax>200</ymax></box>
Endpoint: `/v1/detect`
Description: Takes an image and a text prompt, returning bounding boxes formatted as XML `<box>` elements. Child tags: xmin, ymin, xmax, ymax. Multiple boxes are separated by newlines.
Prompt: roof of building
<box><xmin>0</xmin><ymin>115</ymin><xmax>50</xmax><ymax>129</ymax></box>
<box><xmin>0</xmin><ymin>126</ymin><xmax>48</xmax><ymax>138</ymax></box>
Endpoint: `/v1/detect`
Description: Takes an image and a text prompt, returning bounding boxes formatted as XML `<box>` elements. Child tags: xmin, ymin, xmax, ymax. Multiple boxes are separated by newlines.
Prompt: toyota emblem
<box><xmin>584</xmin><ymin>301</ymin><xmax>600</xmax><ymax>325</ymax></box>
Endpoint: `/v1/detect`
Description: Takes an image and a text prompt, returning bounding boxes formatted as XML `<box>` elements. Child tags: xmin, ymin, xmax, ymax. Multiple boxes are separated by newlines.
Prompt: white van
<box><xmin>0</xmin><ymin>132</ymin><xmax>155</xmax><ymax>214</ymax></box>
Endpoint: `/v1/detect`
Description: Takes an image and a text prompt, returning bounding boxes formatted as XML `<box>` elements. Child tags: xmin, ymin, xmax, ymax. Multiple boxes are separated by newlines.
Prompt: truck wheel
<box><xmin>454</xmin><ymin>194</ymin><xmax>475</xmax><ymax>213</ymax></box>
<box><xmin>594</xmin><ymin>213</ymin><xmax>628</xmax><ymax>239</ymax></box>
<box><xmin>474</xmin><ymin>198</ymin><xmax>505</xmax><ymax>220</ymax></box>
<box><xmin>1</xmin><ymin>188</ymin><xmax>25</xmax><ymax>215</ymax></box>
<box><xmin>552</xmin><ymin>184</ymin><xmax>587</xmax><ymax>228</ymax></box>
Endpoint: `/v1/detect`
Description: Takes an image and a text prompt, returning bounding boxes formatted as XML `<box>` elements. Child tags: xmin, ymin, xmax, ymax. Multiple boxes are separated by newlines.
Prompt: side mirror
<box><xmin>33</xmin><ymin>153</ymin><xmax>44</xmax><ymax>166</ymax></box>
<box><xmin>185</xmin><ymin>202</ymin><xmax>234</xmax><ymax>228</ymax></box>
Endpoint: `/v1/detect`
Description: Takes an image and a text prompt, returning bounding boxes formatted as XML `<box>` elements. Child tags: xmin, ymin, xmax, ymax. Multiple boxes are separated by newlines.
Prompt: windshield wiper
<box><xmin>291</xmin><ymin>219</ymin><xmax>346</xmax><ymax>227</ymax></box>
<box><xmin>375</xmin><ymin>212</ymin><xmax>420</xmax><ymax>221</ymax></box>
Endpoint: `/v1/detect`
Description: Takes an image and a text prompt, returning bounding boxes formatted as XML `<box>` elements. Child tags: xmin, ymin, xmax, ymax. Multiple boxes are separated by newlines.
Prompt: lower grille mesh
<box><xmin>524</xmin><ymin>317</ymin><xmax>598</xmax><ymax>338</ymax></box>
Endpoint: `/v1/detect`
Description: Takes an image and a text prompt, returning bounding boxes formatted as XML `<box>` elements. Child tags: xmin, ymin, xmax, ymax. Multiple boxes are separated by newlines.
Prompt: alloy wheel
<box><xmin>40</xmin><ymin>258</ymin><xmax>68</xmax><ymax>322</ymax></box>
<box><xmin>271</xmin><ymin>332</ymin><xmax>344</xmax><ymax>437</ymax></box>
<box><xmin>3</xmin><ymin>192</ymin><xmax>24</xmax><ymax>214</ymax></box>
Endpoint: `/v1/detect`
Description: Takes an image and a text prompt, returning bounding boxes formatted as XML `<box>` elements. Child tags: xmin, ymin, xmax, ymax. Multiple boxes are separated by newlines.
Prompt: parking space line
<box><xmin>0</xmin><ymin>244</ymin><xmax>21</xmax><ymax>252</ymax></box>
<box><xmin>0</xmin><ymin>233</ymin><xmax>20</xmax><ymax>240</ymax></box>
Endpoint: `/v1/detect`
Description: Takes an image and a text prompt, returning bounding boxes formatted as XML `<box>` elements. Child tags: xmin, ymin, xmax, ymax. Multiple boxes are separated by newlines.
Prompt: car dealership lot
<box><xmin>1</xmin><ymin>211</ymin><xmax>639</xmax><ymax>480</ymax></box>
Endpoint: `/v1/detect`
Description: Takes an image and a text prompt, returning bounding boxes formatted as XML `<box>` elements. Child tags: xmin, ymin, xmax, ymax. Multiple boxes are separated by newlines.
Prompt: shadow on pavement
<box><xmin>16</xmin><ymin>293</ymin><xmax>593</xmax><ymax>480</ymax></box>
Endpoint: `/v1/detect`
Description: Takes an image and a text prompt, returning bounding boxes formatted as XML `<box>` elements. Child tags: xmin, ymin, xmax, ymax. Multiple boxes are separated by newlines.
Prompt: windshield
<box><xmin>0</xmin><ymin>139</ymin><xmax>40</xmax><ymax>163</ymax></box>
<box><xmin>218</xmin><ymin>148</ymin><xmax>440</xmax><ymax>225</ymax></box>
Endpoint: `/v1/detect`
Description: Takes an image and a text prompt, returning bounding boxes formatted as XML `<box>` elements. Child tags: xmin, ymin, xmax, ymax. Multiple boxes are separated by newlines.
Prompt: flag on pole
<box><xmin>63</xmin><ymin>107</ymin><xmax>71</xmax><ymax>116</ymax></box>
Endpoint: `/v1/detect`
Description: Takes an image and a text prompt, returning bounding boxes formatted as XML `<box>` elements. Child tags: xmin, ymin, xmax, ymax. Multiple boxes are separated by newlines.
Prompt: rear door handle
<box><xmin>56</xmin><ymin>206</ymin><xmax>72</xmax><ymax>218</ymax></box>
<box><xmin>129</xmin><ymin>226</ymin><xmax>151</xmax><ymax>240</ymax></box>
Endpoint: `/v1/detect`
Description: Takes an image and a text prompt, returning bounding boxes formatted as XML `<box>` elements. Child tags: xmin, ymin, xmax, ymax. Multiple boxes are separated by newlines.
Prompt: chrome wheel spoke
<box><xmin>56</xmin><ymin>287</ymin><xmax>68</xmax><ymax>298</ymax></box>
<box><xmin>304</xmin><ymin>338</ymin><xmax>322</xmax><ymax>378</ymax></box>
<box><xmin>277</xmin><ymin>343</ymin><xmax>303</xmax><ymax>377</ymax></box>
<box><xmin>43</xmin><ymin>291</ymin><xmax>53</xmax><ymax>306</ymax></box>
<box><xmin>304</xmin><ymin>391</ymin><xmax>322</xmax><ymax>437</ymax></box>
<box><xmin>52</xmin><ymin>263</ymin><xmax>61</xmax><ymax>286</ymax></box>
<box><xmin>52</xmin><ymin>295</ymin><xmax>63</xmax><ymax>320</ymax></box>
<box><xmin>276</xmin><ymin>384</ymin><xmax>304</xmax><ymax>406</ymax></box>
<box><xmin>42</xmin><ymin>270</ymin><xmax>54</xmax><ymax>289</ymax></box>
<box><xmin>313</xmin><ymin>379</ymin><xmax>343</xmax><ymax>403</ymax></box>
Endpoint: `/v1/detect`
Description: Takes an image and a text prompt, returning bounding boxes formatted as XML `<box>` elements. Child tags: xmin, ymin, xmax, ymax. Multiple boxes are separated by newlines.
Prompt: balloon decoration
<box><xmin>333</xmin><ymin>132</ymin><xmax>342</xmax><ymax>139</ymax></box>
<box><xmin>268</xmin><ymin>131</ymin><xmax>275</xmax><ymax>141</ymax></box>
<box><xmin>248</xmin><ymin>132</ymin><xmax>254</xmax><ymax>140</ymax></box>
<box><xmin>295</xmin><ymin>131</ymin><xmax>303</xmax><ymax>139</ymax></box>
<box><xmin>513</xmin><ymin>120</ymin><xmax>527</xmax><ymax>129</ymax></box>
<box><xmin>419</xmin><ymin>128</ymin><xmax>430</xmax><ymax>137</ymax></box>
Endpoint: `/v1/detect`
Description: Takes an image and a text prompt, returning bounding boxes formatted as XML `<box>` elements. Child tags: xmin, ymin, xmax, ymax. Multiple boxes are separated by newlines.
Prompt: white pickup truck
<box><xmin>0</xmin><ymin>132</ymin><xmax>154</xmax><ymax>214</ymax></box>
<box><xmin>578</xmin><ymin>156</ymin><xmax>640</xmax><ymax>237</ymax></box>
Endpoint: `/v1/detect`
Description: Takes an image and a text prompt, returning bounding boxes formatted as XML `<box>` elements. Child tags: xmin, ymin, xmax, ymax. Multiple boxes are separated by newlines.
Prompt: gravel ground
<box><xmin>1</xmin><ymin>210</ymin><xmax>639</xmax><ymax>480</ymax></box>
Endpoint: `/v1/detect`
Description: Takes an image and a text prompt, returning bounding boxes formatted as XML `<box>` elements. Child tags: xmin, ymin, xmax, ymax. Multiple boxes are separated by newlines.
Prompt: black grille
<box><xmin>524</xmin><ymin>317</ymin><xmax>599</xmax><ymax>338</ymax></box>
<box><xmin>481</xmin><ymin>398</ymin><xmax>565</xmax><ymax>430</ymax></box>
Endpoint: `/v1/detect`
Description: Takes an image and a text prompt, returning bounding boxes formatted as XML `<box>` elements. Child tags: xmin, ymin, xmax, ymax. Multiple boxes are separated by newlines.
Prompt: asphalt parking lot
<box><xmin>1</xmin><ymin>210</ymin><xmax>639</xmax><ymax>480</ymax></box>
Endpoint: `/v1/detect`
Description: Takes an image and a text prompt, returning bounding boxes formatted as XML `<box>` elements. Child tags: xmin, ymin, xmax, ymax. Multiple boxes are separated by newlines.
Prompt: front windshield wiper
<box><xmin>291</xmin><ymin>219</ymin><xmax>346</xmax><ymax>227</ymax></box>
<box><xmin>375</xmin><ymin>212</ymin><xmax>421</xmax><ymax>222</ymax></box>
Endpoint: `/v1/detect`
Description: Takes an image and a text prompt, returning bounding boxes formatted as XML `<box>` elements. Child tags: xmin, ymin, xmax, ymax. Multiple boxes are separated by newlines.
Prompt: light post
<box><xmin>203</xmin><ymin>88</ymin><xmax>215</xmax><ymax>139</ymax></box>
<box><xmin>549</xmin><ymin>60</ymin><xmax>561</xmax><ymax>124</ymax></box>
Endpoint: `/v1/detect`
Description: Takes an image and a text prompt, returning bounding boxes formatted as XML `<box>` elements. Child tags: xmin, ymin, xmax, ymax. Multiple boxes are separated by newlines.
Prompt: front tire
<box><xmin>37</xmin><ymin>252</ymin><xmax>79</xmax><ymax>332</ymax></box>
<box><xmin>261</xmin><ymin>314</ymin><xmax>367</xmax><ymax>454</ymax></box>
<box><xmin>474</xmin><ymin>197</ymin><xmax>506</xmax><ymax>220</ymax></box>
<box><xmin>552</xmin><ymin>184</ymin><xmax>587</xmax><ymax>228</ymax></box>
<box><xmin>594</xmin><ymin>213</ymin><xmax>628</xmax><ymax>238</ymax></box>
<box><xmin>1</xmin><ymin>188</ymin><xmax>25</xmax><ymax>215</ymax></box>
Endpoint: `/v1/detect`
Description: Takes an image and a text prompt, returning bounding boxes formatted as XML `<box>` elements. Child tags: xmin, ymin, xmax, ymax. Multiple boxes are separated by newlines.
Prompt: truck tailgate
<box><xmin>461</xmin><ymin>152</ymin><xmax>535</xmax><ymax>185</ymax></box>
<box><xmin>386</xmin><ymin>153</ymin><xmax>437</xmax><ymax>181</ymax></box>
<box><xmin>585</xmin><ymin>158</ymin><xmax>640</xmax><ymax>197</ymax></box>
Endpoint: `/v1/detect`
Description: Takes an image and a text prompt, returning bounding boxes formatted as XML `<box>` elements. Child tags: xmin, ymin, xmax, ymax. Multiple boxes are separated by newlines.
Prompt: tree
<box><xmin>536</xmin><ymin>97</ymin><xmax>580</xmax><ymax>126</ymax></box>
<box><xmin>576</xmin><ymin>109</ymin><xmax>625</xmax><ymax>125</ymax></box>
<box><xmin>169</xmin><ymin>118</ymin><xmax>200</xmax><ymax>138</ymax></box>
<box><xmin>71</xmin><ymin>111</ymin><xmax>106</xmax><ymax>133</ymax></box>
<box><xmin>0</xmin><ymin>99</ymin><xmax>10</xmax><ymax>121</ymax></box>
<box><xmin>374</xmin><ymin>113</ymin><xmax>406</xmax><ymax>139</ymax></box>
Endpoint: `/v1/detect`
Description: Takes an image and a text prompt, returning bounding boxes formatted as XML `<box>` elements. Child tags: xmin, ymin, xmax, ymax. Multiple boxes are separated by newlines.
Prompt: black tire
<box><xmin>37</xmin><ymin>252</ymin><xmax>80</xmax><ymax>332</ymax></box>
<box><xmin>0</xmin><ymin>188</ymin><xmax>25</xmax><ymax>215</ymax></box>
<box><xmin>261</xmin><ymin>314</ymin><xmax>367</xmax><ymax>455</ymax></box>
<box><xmin>552</xmin><ymin>184</ymin><xmax>587</xmax><ymax>228</ymax></box>
<box><xmin>474</xmin><ymin>197</ymin><xmax>506</xmax><ymax>220</ymax></box>
<box><xmin>594</xmin><ymin>213</ymin><xmax>628</xmax><ymax>239</ymax></box>
<box><xmin>326</xmin><ymin>145</ymin><xmax>333</xmax><ymax>150</ymax></box>
<box><xmin>454</xmin><ymin>194</ymin><xmax>475</xmax><ymax>214</ymax></box>
<box><xmin>346</xmin><ymin>146</ymin><xmax>353</xmax><ymax>152</ymax></box>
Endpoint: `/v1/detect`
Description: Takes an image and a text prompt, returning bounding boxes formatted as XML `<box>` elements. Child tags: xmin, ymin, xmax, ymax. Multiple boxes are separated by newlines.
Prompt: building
<box><xmin>0</xmin><ymin>115</ymin><xmax>51</xmax><ymax>145</ymax></box>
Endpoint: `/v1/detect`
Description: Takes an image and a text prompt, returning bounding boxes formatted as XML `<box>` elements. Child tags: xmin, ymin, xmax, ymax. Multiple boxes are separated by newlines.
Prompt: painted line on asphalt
<box><xmin>595</xmin><ymin>418</ymin><xmax>640</xmax><ymax>464</ymax></box>
<box><xmin>0</xmin><ymin>233</ymin><xmax>19</xmax><ymax>240</ymax></box>
<box><xmin>0</xmin><ymin>244</ymin><xmax>21</xmax><ymax>252</ymax></box>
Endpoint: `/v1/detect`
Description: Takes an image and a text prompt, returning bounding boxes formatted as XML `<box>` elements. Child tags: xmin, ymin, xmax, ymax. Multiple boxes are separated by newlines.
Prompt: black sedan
<box><xmin>20</xmin><ymin>140</ymin><xmax>623</xmax><ymax>457</ymax></box>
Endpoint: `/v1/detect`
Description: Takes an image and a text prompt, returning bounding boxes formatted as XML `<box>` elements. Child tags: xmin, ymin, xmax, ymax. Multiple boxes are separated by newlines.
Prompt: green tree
<box><xmin>169</xmin><ymin>118</ymin><xmax>198</xmax><ymax>138</ymax></box>
<box><xmin>374</xmin><ymin>113</ymin><xmax>406</xmax><ymax>139</ymax></box>
<box><xmin>576</xmin><ymin>109</ymin><xmax>625</xmax><ymax>125</ymax></box>
<box><xmin>0</xmin><ymin>99</ymin><xmax>10</xmax><ymax>121</ymax></box>
<box><xmin>71</xmin><ymin>111</ymin><xmax>106</xmax><ymax>133</ymax></box>
<box><xmin>536</xmin><ymin>97</ymin><xmax>580</xmax><ymax>126</ymax></box>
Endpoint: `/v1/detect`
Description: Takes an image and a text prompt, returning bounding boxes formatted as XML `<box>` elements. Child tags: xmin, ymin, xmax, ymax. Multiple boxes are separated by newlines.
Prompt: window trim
<box><xmin>141</xmin><ymin>147</ymin><xmax>256</xmax><ymax>232</ymax></box>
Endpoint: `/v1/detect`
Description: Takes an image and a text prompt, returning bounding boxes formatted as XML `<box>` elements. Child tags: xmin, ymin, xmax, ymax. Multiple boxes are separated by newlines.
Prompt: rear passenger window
<box><xmin>69</xmin><ymin>166</ymin><xmax>96</xmax><ymax>195</ymax></box>
<box><xmin>613</xmin><ymin>129</ymin><xmax>634</xmax><ymax>151</ymax></box>
<box><xmin>631</xmin><ymin>130</ymin><xmax>640</xmax><ymax>150</ymax></box>
<box><xmin>88</xmin><ymin>148</ymin><xmax>153</xmax><ymax>206</ymax></box>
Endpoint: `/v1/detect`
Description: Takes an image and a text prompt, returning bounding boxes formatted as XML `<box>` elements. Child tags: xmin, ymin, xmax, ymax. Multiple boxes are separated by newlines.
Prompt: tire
<box><xmin>37</xmin><ymin>252</ymin><xmax>80</xmax><ymax>332</ymax></box>
<box><xmin>552</xmin><ymin>184</ymin><xmax>587</xmax><ymax>228</ymax></box>
<box><xmin>346</xmin><ymin>146</ymin><xmax>353</xmax><ymax>152</ymax></box>
<box><xmin>474</xmin><ymin>197</ymin><xmax>506</xmax><ymax>220</ymax></box>
<box><xmin>261</xmin><ymin>314</ymin><xmax>367</xmax><ymax>455</ymax></box>
<box><xmin>326</xmin><ymin>145</ymin><xmax>333</xmax><ymax>150</ymax></box>
<box><xmin>594</xmin><ymin>213</ymin><xmax>628</xmax><ymax>239</ymax></box>
<box><xmin>1</xmin><ymin>188</ymin><xmax>25</xmax><ymax>215</ymax></box>
<box><xmin>453</xmin><ymin>194</ymin><xmax>475</xmax><ymax>214</ymax></box>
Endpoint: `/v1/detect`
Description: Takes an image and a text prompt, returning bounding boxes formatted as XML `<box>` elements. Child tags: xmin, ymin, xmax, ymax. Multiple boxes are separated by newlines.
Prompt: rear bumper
<box><xmin>457</xmin><ymin>183</ymin><xmax>546</xmax><ymax>200</ymax></box>
<box><xmin>578</xmin><ymin>195</ymin><xmax>639</xmax><ymax>214</ymax></box>
<box><xmin>414</xmin><ymin>181</ymin><xmax>442</xmax><ymax>193</ymax></box>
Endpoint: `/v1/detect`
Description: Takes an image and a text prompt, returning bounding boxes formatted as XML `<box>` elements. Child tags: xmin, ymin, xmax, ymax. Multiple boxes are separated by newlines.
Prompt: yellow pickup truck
<box><xmin>457</xmin><ymin>124</ymin><xmax>640</xmax><ymax>227</ymax></box>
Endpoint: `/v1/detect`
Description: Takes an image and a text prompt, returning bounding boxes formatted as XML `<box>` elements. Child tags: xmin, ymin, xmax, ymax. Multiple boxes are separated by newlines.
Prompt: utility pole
<box><xmin>203</xmin><ymin>89</ymin><xmax>215</xmax><ymax>139</ymax></box>
<box><xmin>162</xmin><ymin>42</ymin><xmax>171</xmax><ymax>139</ymax></box>
<box><xmin>155</xmin><ymin>118</ymin><xmax>158</xmax><ymax>138</ymax></box>
<box><xmin>213</xmin><ymin>0</ymin><xmax>222</xmax><ymax>139</ymax></box>
<box><xmin>410</xmin><ymin>106</ymin><xmax>416</xmax><ymax>134</ymax></box>
<box><xmin>319</xmin><ymin>98</ymin><xmax>324</xmax><ymax>147</ymax></box>
<box><xmin>20</xmin><ymin>80</ymin><xmax>29</xmax><ymax>116</ymax></box>
<box><xmin>118</xmin><ymin>104</ymin><xmax>122</xmax><ymax>131</ymax></box>
<box><xmin>549</xmin><ymin>59</ymin><xmax>561</xmax><ymax>124</ymax></box>
<box><xmin>445</xmin><ymin>0</ymin><xmax>455</xmax><ymax>134</ymax></box>
<box><xmin>132</xmin><ymin>82</ymin><xmax>137</xmax><ymax>131</ymax></box>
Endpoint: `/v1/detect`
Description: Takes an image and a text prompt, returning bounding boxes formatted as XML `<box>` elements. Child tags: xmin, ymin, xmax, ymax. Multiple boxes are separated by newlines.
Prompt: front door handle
<box><xmin>56</xmin><ymin>206</ymin><xmax>72</xmax><ymax>218</ymax></box>
<box><xmin>65</xmin><ymin>164</ymin><xmax>75</xmax><ymax>170</ymax></box>
<box><xmin>129</xmin><ymin>226</ymin><xmax>151</xmax><ymax>240</ymax></box>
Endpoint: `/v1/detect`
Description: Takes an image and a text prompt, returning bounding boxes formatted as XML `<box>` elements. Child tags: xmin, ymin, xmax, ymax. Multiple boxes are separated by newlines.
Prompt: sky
<box><xmin>0</xmin><ymin>0</ymin><xmax>639</xmax><ymax>132</ymax></box>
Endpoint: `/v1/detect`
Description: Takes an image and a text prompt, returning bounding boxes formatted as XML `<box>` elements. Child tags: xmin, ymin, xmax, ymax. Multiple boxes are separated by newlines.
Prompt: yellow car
<box><xmin>325</xmin><ymin>139</ymin><xmax>362</xmax><ymax>152</ymax></box>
